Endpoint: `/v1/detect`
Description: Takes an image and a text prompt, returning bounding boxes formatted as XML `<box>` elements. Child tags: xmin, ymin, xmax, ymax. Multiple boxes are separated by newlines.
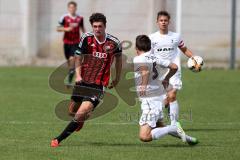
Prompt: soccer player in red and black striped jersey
<box><xmin>57</xmin><ymin>1</ymin><xmax>86</xmax><ymax>84</ymax></box>
<box><xmin>51</xmin><ymin>13</ymin><xmax>122</xmax><ymax>147</ymax></box>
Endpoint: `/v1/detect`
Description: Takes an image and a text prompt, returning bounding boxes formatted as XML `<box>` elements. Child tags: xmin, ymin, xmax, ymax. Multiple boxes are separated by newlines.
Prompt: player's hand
<box><xmin>191</xmin><ymin>57</ymin><xmax>201</xmax><ymax>72</ymax></box>
<box><xmin>75</xmin><ymin>76</ymin><xmax>83</xmax><ymax>85</ymax></box>
<box><xmin>65</xmin><ymin>27</ymin><xmax>73</xmax><ymax>32</ymax></box>
<box><xmin>139</xmin><ymin>85</ymin><xmax>147</xmax><ymax>96</ymax></box>
<box><xmin>162</xmin><ymin>79</ymin><xmax>169</xmax><ymax>89</ymax></box>
<box><xmin>108</xmin><ymin>79</ymin><xmax>119</xmax><ymax>89</ymax></box>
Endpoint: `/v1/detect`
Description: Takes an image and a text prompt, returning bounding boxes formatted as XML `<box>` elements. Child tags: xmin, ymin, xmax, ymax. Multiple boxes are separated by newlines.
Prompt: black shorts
<box><xmin>64</xmin><ymin>43</ymin><xmax>79</xmax><ymax>60</ymax></box>
<box><xmin>71</xmin><ymin>82</ymin><xmax>104</xmax><ymax>108</ymax></box>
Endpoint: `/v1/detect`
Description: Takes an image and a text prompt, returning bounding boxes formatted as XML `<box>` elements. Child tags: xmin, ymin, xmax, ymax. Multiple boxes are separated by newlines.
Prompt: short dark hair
<box><xmin>136</xmin><ymin>35</ymin><xmax>151</xmax><ymax>52</ymax></box>
<box><xmin>68</xmin><ymin>1</ymin><xmax>77</xmax><ymax>7</ymax></box>
<box><xmin>157</xmin><ymin>11</ymin><xmax>171</xmax><ymax>20</ymax></box>
<box><xmin>89</xmin><ymin>13</ymin><xmax>107</xmax><ymax>26</ymax></box>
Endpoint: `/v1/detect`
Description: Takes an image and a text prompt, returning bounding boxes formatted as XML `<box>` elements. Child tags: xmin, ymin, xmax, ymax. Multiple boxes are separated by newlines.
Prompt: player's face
<box><xmin>157</xmin><ymin>16</ymin><xmax>169</xmax><ymax>31</ymax></box>
<box><xmin>68</xmin><ymin>4</ymin><xmax>77</xmax><ymax>15</ymax></box>
<box><xmin>92</xmin><ymin>22</ymin><xmax>106</xmax><ymax>37</ymax></box>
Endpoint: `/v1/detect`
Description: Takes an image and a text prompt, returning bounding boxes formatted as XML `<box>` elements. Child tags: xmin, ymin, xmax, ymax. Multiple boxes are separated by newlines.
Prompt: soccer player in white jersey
<box><xmin>149</xmin><ymin>11</ymin><xmax>197</xmax><ymax>126</ymax></box>
<box><xmin>134</xmin><ymin>35</ymin><xmax>199</xmax><ymax>145</ymax></box>
<box><xmin>134</xmin><ymin>35</ymin><xmax>187</xmax><ymax>142</ymax></box>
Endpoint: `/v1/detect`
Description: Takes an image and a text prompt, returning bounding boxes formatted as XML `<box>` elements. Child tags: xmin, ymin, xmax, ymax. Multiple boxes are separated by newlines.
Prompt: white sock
<box><xmin>169</xmin><ymin>101</ymin><xmax>179</xmax><ymax>125</ymax></box>
<box><xmin>151</xmin><ymin>125</ymin><xmax>177</xmax><ymax>140</ymax></box>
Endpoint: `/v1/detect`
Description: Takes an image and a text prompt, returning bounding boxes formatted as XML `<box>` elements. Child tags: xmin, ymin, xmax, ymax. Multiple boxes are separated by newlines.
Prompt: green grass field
<box><xmin>0</xmin><ymin>67</ymin><xmax>240</xmax><ymax>160</ymax></box>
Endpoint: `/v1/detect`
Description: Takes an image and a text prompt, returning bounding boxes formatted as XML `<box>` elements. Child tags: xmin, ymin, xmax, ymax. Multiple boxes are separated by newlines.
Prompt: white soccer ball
<box><xmin>187</xmin><ymin>56</ymin><xmax>204</xmax><ymax>72</ymax></box>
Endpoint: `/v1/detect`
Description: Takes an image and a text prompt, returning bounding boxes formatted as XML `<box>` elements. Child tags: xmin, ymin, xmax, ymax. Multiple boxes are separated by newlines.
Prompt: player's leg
<box><xmin>68</xmin><ymin>100</ymin><xmax>85</xmax><ymax>131</ymax></box>
<box><xmin>169</xmin><ymin>131</ymin><xmax>199</xmax><ymax>145</ymax></box>
<box><xmin>139</xmin><ymin>124</ymin><xmax>153</xmax><ymax>142</ymax></box>
<box><xmin>155</xmin><ymin>117</ymin><xmax>196</xmax><ymax>144</ymax></box>
<box><xmin>68</xmin><ymin>100</ymin><xmax>81</xmax><ymax>117</ymax></box>
<box><xmin>139</xmin><ymin>123</ymin><xmax>182</xmax><ymax>142</ymax></box>
<box><xmin>68</xmin><ymin>44</ymin><xmax>79</xmax><ymax>84</ymax></box>
<box><xmin>51</xmin><ymin>101</ymin><xmax>94</xmax><ymax>147</ymax></box>
<box><xmin>63</xmin><ymin>44</ymin><xmax>75</xmax><ymax>84</ymax></box>
<box><xmin>68</xmin><ymin>55</ymin><xmax>75</xmax><ymax>84</ymax></box>
<box><xmin>167</xmin><ymin>88</ymin><xmax>179</xmax><ymax>125</ymax></box>
<box><xmin>64</xmin><ymin>44</ymin><xmax>71</xmax><ymax>67</ymax></box>
<box><xmin>139</xmin><ymin>98</ymin><xmax>181</xmax><ymax>142</ymax></box>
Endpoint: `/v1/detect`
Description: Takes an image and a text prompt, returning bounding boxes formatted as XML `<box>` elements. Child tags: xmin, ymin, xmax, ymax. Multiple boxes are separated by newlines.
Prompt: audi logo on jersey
<box><xmin>93</xmin><ymin>52</ymin><xmax>108</xmax><ymax>59</ymax></box>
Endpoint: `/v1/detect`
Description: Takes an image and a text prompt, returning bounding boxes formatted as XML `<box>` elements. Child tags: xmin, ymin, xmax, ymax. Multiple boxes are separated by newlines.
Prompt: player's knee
<box><xmin>74</xmin><ymin>111</ymin><xmax>88</xmax><ymax>122</ymax></box>
<box><xmin>68</xmin><ymin>111</ymin><xmax>75</xmax><ymax>117</ymax></box>
<box><xmin>168</xmin><ymin>93</ymin><xmax>177</xmax><ymax>102</ymax></box>
<box><xmin>139</xmin><ymin>134</ymin><xmax>152</xmax><ymax>142</ymax></box>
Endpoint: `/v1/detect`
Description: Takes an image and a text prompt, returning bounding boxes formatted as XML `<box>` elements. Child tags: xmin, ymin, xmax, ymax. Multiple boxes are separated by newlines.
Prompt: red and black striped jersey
<box><xmin>59</xmin><ymin>14</ymin><xmax>84</xmax><ymax>44</ymax></box>
<box><xmin>75</xmin><ymin>32</ymin><xmax>122</xmax><ymax>87</ymax></box>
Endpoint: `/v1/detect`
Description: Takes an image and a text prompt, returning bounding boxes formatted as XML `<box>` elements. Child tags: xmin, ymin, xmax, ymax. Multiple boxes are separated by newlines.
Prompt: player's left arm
<box><xmin>179</xmin><ymin>46</ymin><xmax>193</xmax><ymax>58</ymax></box>
<box><xmin>108</xmin><ymin>40</ymin><xmax>123</xmax><ymax>89</ymax></box>
<box><xmin>108</xmin><ymin>54</ymin><xmax>122</xmax><ymax>89</ymax></box>
<box><xmin>79</xmin><ymin>18</ymin><xmax>86</xmax><ymax>33</ymax></box>
<box><xmin>177</xmin><ymin>35</ymin><xmax>194</xmax><ymax>58</ymax></box>
<box><xmin>178</xmin><ymin>37</ymin><xmax>202</xmax><ymax>70</ymax></box>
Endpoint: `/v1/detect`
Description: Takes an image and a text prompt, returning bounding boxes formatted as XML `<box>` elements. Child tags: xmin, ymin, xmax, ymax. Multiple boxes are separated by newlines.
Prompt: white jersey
<box><xmin>149</xmin><ymin>31</ymin><xmax>185</xmax><ymax>61</ymax></box>
<box><xmin>133</xmin><ymin>51</ymin><xmax>170</xmax><ymax>99</ymax></box>
<box><xmin>149</xmin><ymin>31</ymin><xmax>185</xmax><ymax>90</ymax></box>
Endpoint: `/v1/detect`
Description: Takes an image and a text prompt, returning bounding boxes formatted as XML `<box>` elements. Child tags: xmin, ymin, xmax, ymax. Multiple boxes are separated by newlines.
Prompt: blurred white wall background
<box><xmin>0</xmin><ymin>0</ymin><xmax>239</xmax><ymax>67</ymax></box>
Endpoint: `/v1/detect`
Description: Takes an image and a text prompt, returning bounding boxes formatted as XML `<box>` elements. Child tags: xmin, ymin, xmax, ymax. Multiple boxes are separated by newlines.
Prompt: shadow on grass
<box><xmin>61</xmin><ymin>141</ymin><xmax>216</xmax><ymax>148</ymax></box>
<box><xmin>185</xmin><ymin>128</ymin><xmax>240</xmax><ymax>132</ymax></box>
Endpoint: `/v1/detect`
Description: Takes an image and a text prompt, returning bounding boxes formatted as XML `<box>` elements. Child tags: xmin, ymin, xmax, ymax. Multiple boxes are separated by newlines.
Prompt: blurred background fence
<box><xmin>0</xmin><ymin>0</ymin><xmax>239</xmax><ymax>68</ymax></box>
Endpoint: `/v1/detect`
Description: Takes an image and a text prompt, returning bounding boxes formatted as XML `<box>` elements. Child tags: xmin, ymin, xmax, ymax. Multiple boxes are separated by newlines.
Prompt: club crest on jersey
<box><xmin>103</xmin><ymin>42</ymin><xmax>115</xmax><ymax>53</ymax></box>
<box><xmin>93</xmin><ymin>52</ymin><xmax>108</xmax><ymax>59</ymax></box>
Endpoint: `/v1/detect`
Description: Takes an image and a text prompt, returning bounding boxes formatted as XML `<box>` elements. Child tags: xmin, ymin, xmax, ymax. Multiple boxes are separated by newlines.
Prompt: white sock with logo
<box><xmin>169</xmin><ymin>101</ymin><xmax>179</xmax><ymax>125</ymax></box>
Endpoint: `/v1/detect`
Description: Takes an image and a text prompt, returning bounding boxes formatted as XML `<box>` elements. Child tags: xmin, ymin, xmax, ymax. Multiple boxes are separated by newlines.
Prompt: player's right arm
<box><xmin>139</xmin><ymin>65</ymin><xmax>150</xmax><ymax>96</ymax></box>
<box><xmin>57</xmin><ymin>15</ymin><xmax>73</xmax><ymax>32</ymax></box>
<box><xmin>155</xmin><ymin>58</ymin><xmax>178</xmax><ymax>89</ymax></box>
<box><xmin>134</xmin><ymin>56</ymin><xmax>150</xmax><ymax>96</ymax></box>
<box><xmin>74</xmin><ymin>34</ymin><xmax>88</xmax><ymax>83</ymax></box>
<box><xmin>57</xmin><ymin>26</ymin><xmax>73</xmax><ymax>32</ymax></box>
<box><xmin>75</xmin><ymin>55</ymin><xmax>83</xmax><ymax>83</ymax></box>
<box><xmin>163</xmin><ymin>63</ymin><xmax>178</xmax><ymax>89</ymax></box>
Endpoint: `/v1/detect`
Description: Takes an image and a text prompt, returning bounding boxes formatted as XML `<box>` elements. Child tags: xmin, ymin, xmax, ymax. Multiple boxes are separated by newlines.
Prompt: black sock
<box><xmin>68</xmin><ymin>68</ymin><xmax>75</xmax><ymax>83</ymax></box>
<box><xmin>55</xmin><ymin>119</ymin><xmax>79</xmax><ymax>143</ymax></box>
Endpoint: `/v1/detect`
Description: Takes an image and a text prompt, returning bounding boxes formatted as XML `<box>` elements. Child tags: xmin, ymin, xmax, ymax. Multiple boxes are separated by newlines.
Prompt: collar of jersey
<box><xmin>68</xmin><ymin>13</ymin><xmax>77</xmax><ymax>19</ymax></box>
<box><xmin>94</xmin><ymin>33</ymin><xmax>107</xmax><ymax>44</ymax></box>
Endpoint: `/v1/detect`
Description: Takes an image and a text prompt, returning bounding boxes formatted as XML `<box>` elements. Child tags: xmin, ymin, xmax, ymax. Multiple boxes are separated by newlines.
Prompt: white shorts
<box><xmin>170</xmin><ymin>53</ymin><xmax>182</xmax><ymax>90</ymax></box>
<box><xmin>169</xmin><ymin>70</ymin><xmax>182</xmax><ymax>90</ymax></box>
<box><xmin>162</xmin><ymin>55</ymin><xmax>182</xmax><ymax>91</ymax></box>
<box><xmin>139</xmin><ymin>96</ymin><xmax>164</xmax><ymax>128</ymax></box>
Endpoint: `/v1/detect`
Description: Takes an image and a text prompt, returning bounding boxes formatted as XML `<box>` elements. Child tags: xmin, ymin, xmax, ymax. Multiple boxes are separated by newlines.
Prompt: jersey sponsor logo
<box><xmin>93</xmin><ymin>52</ymin><xmax>108</xmax><ymax>59</ymax></box>
<box><xmin>157</xmin><ymin>47</ymin><xmax>174</xmax><ymax>52</ymax></box>
<box><xmin>69</xmin><ymin>22</ymin><xmax>78</xmax><ymax>27</ymax></box>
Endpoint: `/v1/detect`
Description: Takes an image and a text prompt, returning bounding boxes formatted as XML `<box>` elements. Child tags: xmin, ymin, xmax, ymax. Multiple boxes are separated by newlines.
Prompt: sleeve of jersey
<box><xmin>178</xmin><ymin>35</ymin><xmax>185</xmax><ymax>48</ymax></box>
<box><xmin>114</xmin><ymin>40</ymin><xmax>122</xmax><ymax>57</ymax></box>
<box><xmin>58</xmin><ymin>15</ymin><xmax>65</xmax><ymax>26</ymax></box>
<box><xmin>134</xmin><ymin>56</ymin><xmax>149</xmax><ymax>70</ymax></box>
<box><xmin>155</xmin><ymin>59</ymin><xmax>170</xmax><ymax>68</ymax></box>
<box><xmin>148</xmin><ymin>35</ymin><xmax>155</xmax><ymax>55</ymax></box>
<box><xmin>75</xmin><ymin>35</ymin><xmax>88</xmax><ymax>56</ymax></box>
<box><xmin>79</xmin><ymin>18</ymin><xmax>84</xmax><ymax>28</ymax></box>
